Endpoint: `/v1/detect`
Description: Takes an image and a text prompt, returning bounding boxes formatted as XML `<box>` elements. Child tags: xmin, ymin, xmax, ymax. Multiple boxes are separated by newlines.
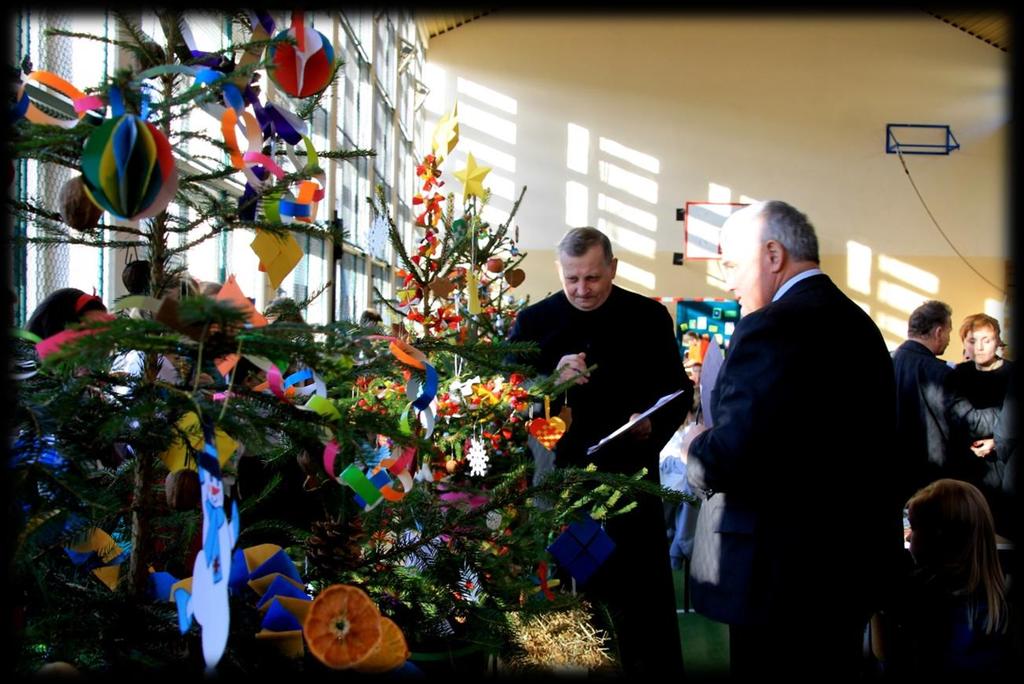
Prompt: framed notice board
<box><xmin>675</xmin><ymin>298</ymin><xmax>740</xmax><ymax>349</ymax></box>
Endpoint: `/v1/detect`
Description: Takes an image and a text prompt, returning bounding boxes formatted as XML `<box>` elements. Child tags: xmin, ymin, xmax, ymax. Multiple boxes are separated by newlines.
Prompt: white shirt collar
<box><xmin>772</xmin><ymin>268</ymin><xmax>823</xmax><ymax>303</ymax></box>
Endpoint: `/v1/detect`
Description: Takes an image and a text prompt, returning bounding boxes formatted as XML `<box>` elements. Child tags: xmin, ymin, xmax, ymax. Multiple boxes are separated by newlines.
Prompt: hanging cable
<box><xmin>894</xmin><ymin>145</ymin><xmax>1006</xmax><ymax>295</ymax></box>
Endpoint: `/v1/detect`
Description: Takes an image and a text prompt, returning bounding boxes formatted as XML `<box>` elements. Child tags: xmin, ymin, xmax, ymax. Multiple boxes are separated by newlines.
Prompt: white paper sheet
<box><xmin>586</xmin><ymin>388</ymin><xmax>688</xmax><ymax>455</ymax></box>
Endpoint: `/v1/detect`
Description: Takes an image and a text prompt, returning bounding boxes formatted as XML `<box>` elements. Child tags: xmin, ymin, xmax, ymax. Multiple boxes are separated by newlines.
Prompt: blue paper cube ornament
<box><xmin>546</xmin><ymin>515</ymin><xmax>615</xmax><ymax>586</ymax></box>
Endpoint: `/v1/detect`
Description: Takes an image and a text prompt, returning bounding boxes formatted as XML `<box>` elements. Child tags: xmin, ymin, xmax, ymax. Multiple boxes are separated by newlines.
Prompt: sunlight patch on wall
<box><xmin>877</xmin><ymin>254</ymin><xmax>939</xmax><ymax>294</ymax></box>
<box><xmin>566</xmin><ymin>181</ymin><xmax>589</xmax><ymax>227</ymax></box>
<box><xmin>706</xmin><ymin>265</ymin><xmax>731</xmax><ymax>292</ymax></box>
<box><xmin>598</xmin><ymin>193</ymin><xmax>657</xmax><ymax>232</ymax></box>
<box><xmin>481</xmin><ymin>204</ymin><xmax>509</xmax><ymax>229</ymax></box>
<box><xmin>597</xmin><ymin>217</ymin><xmax>656</xmax><ymax>259</ymax></box>
<box><xmin>599</xmin><ymin>161</ymin><xmax>658</xmax><ymax>204</ymax></box>
<box><xmin>616</xmin><ymin>258</ymin><xmax>656</xmax><ymax>291</ymax></box>
<box><xmin>598</xmin><ymin>137</ymin><xmax>660</xmax><ymax>174</ymax></box>
<box><xmin>456</xmin><ymin>76</ymin><xmax>518</xmax><ymax>115</ymax></box>
<box><xmin>708</xmin><ymin>182</ymin><xmax>731</xmax><ymax>203</ymax></box>
<box><xmin>738</xmin><ymin>194</ymin><xmax>759</xmax><ymax>204</ymax></box>
<box><xmin>878</xmin><ymin>280</ymin><xmax>928</xmax><ymax>314</ymax></box>
<box><xmin>984</xmin><ymin>298</ymin><xmax>1005</xmax><ymax>322</ymax></box>
<box><xmin>483</xmin><ymin>171</ymin><xmax>516</xmax><ymax>202</ymax></box>
<box><xmin>459</xmin><ymin>135</ymin><xmax>516</xmax><ymax>173</ymax></box>
<box><xmin>567</xmin><ymin>123</ymin><xmax>590</xmax><ymax>175</ymax></box>
<box><xmin>852</xmin><ymin>299</ymin><xmax>872</xmax><ymax>316</ymax></box>
<box><xmin>876</xmin><ymin>311</ymin><xmax>909</xmax><ymax>342</ymax></box>
<box><xmin>422</xmin><ymin>62</ymin><xmax>446</xmax><ymax>114</ymax></box>
<box><xmin>459</xmin><ymin>100</ymin><xmax>516</xmax><ymax>145</ymax></box>
<box><xmin>846</xmin><ymin>240</ymin><xmax>873</xmax><ymax>296</ymax></box>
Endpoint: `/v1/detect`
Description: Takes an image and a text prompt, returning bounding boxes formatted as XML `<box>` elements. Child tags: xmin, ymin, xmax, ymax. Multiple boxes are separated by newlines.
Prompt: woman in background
<box><xmin>946</xmin><ymin>314</ymin><xmax>1013</xmax><ymax>536</ymax></box>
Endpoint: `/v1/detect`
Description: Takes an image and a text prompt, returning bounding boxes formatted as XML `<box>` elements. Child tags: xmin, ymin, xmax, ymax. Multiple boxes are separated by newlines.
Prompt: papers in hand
<box><xmin>699</xmin><ymin>337</ymin><xmax>724</xmax><ymax>428</ymax></box>
<box><xmin>586</xmin><ymin>388</ymin><xmax>687</xmax><ymax>455</ymax></box>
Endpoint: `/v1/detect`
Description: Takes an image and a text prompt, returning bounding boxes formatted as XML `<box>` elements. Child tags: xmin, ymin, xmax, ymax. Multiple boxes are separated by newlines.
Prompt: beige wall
<box><xmin>423</xmin><ymin>14</ymin><xmax>1010</xmax><ymax>359</ymax></box>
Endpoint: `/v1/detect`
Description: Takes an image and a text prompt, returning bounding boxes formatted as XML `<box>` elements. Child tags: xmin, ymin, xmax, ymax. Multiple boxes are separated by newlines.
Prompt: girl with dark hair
<box><xmin>26</xmin><ymin>287</ymin><xmax>109</xmax><ymax>340</ymax></box>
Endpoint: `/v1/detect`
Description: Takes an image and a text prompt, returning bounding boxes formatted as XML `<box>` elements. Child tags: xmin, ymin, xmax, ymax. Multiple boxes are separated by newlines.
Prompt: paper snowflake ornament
<box><xmin>453</xmin><ymin>152</ymin><xmax>491</xmax><ymax>201</ymax></box>
<box><xmin>466</xmin><ymin>437</ymin><xmax>489</xmax><ymax>477</ymax></box>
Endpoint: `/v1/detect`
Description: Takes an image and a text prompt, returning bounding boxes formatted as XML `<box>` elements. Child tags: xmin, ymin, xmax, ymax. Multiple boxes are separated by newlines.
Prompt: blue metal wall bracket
<box><xmin>886</xmin><ymin>123</ymin><xmax>960</xmax><ymax>155</ymax></box>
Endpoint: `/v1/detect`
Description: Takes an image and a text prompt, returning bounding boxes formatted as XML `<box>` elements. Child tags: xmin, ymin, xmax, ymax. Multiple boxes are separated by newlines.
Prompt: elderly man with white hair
<box><xmin>684</xmin><ymin>200</ymin><xmax>904</xmax><ymax>677</ymax></box>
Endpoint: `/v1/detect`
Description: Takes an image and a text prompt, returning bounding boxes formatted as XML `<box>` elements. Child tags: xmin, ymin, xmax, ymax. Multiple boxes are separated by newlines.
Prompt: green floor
<box><xmin>673</xmin><ymin>568</ymin><xmax>730</xmax><ymax>677</ymax></box>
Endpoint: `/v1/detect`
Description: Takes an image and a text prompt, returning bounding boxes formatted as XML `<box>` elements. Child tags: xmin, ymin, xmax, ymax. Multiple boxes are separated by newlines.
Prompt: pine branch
<box><xmin>111</xmin><ymin>10</ymin><xmax>163</xmax><ymax>68</ymax></box>
<box><xmin>314</xmin><ymin>148</ymin><xmax>377</xmax><ymax>160</ymax></box>
<box><xmin>297</xmin><ymin>281</ymin><xmax>332</xmax><ymax>311</ymax></box>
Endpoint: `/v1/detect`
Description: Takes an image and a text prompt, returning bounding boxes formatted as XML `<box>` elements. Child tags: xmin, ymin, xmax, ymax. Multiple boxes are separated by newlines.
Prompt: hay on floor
<box><xmin>502</xmin><ymin>603</ymin><xmax>618</xmax><ymax>675</ymax></box>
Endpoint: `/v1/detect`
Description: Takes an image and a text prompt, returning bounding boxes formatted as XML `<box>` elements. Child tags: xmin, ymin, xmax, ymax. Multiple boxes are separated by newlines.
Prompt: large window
<box><xmin>12</xmin><ymin>11</ymin><xmax>110</xmax><ymax>324</ymax></box>
<box><xmin>12</xmin><ymin>10</ymin><xmax>427</xmax><ymax>326</ymax></box>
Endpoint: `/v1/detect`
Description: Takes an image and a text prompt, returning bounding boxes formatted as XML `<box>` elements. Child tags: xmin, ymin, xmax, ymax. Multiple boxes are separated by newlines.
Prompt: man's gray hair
<box><xmin>557</xmin><ymin>227</ymin><xmax>614</xmax><ymax>264</ymax></box>
<box><xmin>747</xmin><ymin>200</ymin><xmax>820</xmax><ymax>263</ymax></box>
<box><xmin>908</xmin><ymin>300</ymin><xmax>952</xmax><ymax>338</ymax></box>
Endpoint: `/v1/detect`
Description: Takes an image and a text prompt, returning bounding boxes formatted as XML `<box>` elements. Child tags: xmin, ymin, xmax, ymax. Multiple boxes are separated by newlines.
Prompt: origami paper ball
<box><xmin>268</xmin><ymin>25</ymin><xmax>335</xmax><ymax>98</ymax></box>
<box><xmin>80</xmin><ymin>114</ymin><xmax>178</xmax><ymax>221</ymax></box>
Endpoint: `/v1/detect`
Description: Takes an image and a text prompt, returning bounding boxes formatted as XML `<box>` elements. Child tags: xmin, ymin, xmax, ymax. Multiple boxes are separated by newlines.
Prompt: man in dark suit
<box><xmin>892</xmin><ymin>300</ymin><xmax>954</xmax><ymax>501</ymax></box>
<box><xmin>683</xmin><ymin>201</ymin><xmax>904</xmax><ymax>677</ymax></box>
<box><xmin>508</xmin><ymin>227</ymin><xmax>692</xmax><ymax>677</ymax></box>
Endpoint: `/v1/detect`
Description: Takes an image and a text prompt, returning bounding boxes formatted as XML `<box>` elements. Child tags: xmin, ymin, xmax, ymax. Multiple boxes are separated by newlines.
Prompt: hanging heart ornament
<box><xmin>528</xmin><ymin>416</ymin><xmax>566</xmax><ymax>450</ymax></box>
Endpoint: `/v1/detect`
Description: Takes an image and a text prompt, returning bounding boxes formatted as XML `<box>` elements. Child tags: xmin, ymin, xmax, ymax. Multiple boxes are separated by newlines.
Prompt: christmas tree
<box><xmin>7</xmin><ymin>10</ymin><xmax>691</xmax><ymax>677</ymax></box>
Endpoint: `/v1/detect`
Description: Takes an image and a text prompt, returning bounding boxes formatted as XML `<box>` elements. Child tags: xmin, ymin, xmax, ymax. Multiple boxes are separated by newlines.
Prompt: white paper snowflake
<box><xmin>466</xmin><ymin>437</ymin><xmax>489</xmax><ymax>477</ymax></box>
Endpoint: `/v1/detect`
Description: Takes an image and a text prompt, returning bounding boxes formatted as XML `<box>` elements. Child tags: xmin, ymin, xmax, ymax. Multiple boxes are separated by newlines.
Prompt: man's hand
<box><xmin>626</xmin><ymin>415</ymin><xmax>652</xmax><ymax>440</ymax></box>
<box><xmin>970</xmin><ymin>437</ymin><xmax>995</xmax><ymax>458</ymax></box>
<box><xmin>556</xmin><ymin>352</ymin><xmax>589</xmax><ymax>385</ymax></box>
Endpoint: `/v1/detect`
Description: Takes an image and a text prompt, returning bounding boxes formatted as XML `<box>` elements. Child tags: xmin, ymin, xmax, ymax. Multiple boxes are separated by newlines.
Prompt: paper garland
<box><xmin>16</xmin><ymin>71</ymin><xmax>104</xmax><ymax>128</ymax></box>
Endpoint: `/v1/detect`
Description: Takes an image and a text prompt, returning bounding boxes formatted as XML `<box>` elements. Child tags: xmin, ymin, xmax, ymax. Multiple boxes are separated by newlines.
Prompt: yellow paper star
<box><xmin>453</xmin><ymin>152</ymin><xmax>492</xmax><ymax>201</ymax></box>
<box><xmin>432</xmin><ymin>103</ymin><xmax>460</xmax><ymax>157</ymax></box>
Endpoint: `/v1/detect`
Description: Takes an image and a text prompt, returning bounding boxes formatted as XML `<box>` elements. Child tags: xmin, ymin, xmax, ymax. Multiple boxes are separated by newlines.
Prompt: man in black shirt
<box><xmin>508</xmin><ymin>227</ymin><xmax>692</xmax><ymax>677</ymax></box>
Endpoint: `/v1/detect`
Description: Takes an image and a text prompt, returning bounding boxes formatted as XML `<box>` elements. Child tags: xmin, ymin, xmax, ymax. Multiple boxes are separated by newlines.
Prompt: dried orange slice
<box><xmin>304</xmin><ymin>584</ymin><xmax>383</xmax><ymax>669</ymax></box>
<box><xmin>353</xmin><ymin>617</ymin><xmax>410</xmax><ymax>673</ymax></box>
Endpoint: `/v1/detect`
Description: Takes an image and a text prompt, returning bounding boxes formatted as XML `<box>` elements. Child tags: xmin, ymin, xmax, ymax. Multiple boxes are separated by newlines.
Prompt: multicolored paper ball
<box><xmin>80</xmin><ymin>114</ymin><xmax>178</xmax><ymax>221</ymax></box>
<box><xmin>268</xmin><ymin>26</ymin><xmax>335</xmax><ymax>98</ymax></box>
